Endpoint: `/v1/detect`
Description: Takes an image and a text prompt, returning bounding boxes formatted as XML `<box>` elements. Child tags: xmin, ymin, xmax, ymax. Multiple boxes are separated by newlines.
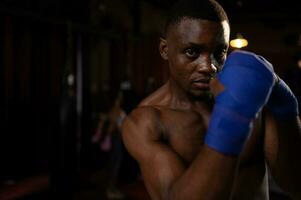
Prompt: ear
<box><xmin>159</xmin><ymin>37</ymin><xmax>168</xmax><ymax>60</ymax></box>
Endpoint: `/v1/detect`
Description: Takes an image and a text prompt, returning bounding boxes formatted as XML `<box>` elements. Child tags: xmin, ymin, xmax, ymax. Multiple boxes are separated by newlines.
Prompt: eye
<box><xmin>185</xmin><ymin>48</ymin><xmax>199</xmax><ymax>58</ymax></box>
<box><xmin>214</xmin><ymin>49</ymin><xmax>227</xmax><ymax>63</ymax></box>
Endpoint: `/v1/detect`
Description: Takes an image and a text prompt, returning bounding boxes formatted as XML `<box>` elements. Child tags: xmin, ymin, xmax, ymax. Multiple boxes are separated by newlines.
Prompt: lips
<box><xmin>191</xmin><ymin>78</ymin><xmax>210</xmax><ymax>89</ymax></box>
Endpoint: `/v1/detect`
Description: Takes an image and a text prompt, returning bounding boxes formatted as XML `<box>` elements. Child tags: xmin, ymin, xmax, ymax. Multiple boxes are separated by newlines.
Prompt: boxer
<box><xmin>122</xmin><ymin>0</ymin><xmax>301</xmax><ymax>199</ymax></box>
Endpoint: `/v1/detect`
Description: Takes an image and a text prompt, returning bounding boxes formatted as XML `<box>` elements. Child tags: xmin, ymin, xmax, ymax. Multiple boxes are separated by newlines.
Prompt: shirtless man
<box><xmin>122</xmin><ymin>0</ymin><xmax>301</xmax><ymax>199</ymax></box>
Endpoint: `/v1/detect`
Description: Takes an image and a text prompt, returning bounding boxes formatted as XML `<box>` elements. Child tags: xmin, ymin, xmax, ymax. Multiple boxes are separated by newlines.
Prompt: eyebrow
<box><xmin>182</xmin><ymin>42</ymin><xmax>228</xmax><ymax>51</ymax></box>
<box><xmin>183</xmin><ymin>42</ymin><xmax>207</xmax><ymax>49</ymax></box>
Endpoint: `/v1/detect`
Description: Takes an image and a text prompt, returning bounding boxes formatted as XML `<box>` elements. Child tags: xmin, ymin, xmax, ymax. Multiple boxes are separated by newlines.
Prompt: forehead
<box><xmin>167</xmin><ymin>18</ymin><xmax>230</xmax><ymax>46</ymax></box>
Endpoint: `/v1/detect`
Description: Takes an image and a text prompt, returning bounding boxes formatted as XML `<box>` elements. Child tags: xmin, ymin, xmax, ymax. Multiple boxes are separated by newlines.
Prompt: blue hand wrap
<box><xmin>205</xmin><ymin>51</ymin><xmax>275</xmax><ymax>155</ymax></box>
<box><xmin>205</xmin><ymin>95</ymin><xmax>252</xmax><ymax>155</ymax></box>
<box><xmin>267</xmin><ymin>78</ymin><xmax>299</xmax><ymax>119</ymax></box>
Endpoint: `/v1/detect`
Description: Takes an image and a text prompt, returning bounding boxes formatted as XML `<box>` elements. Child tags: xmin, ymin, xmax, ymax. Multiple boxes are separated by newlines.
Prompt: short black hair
<box><xmin>164</xmin><ymin>0</ymin><xmax>229</xmax><ymax>36</ymax></box>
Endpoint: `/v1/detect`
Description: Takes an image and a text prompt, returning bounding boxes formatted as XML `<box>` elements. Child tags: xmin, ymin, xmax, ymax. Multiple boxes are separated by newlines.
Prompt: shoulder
<box><xmin>123</xmin><ymin>106</ymin><xmax>162</xmax><ymax>129</ymax></box>
<box><xmin>122</xmin><ymin>106</ymin><xmax>165</xmax><ymax>159</ymax></box>
<box><xmin>122</xmin><ymin>81</ymin><xmax>171</xmax><ymax>134</ymax></box>
<box><xmin>122</xmin><ymin>105</ymin><xmax>164</xmax><ymax>139</ymax></box>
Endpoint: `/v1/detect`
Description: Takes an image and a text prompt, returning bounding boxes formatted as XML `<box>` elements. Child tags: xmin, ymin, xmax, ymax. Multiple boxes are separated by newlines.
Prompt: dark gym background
<box><xmin>1</xmin><ymin>0</ymin><xmax>301</xmax><ymax>199</ymax></box>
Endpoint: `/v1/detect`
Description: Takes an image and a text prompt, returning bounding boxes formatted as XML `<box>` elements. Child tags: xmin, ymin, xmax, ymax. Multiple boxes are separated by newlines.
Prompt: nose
<box><xmin>196</xmin><ymin>54</ymin><xmax>217</xmax><ymax>76</ymax></box>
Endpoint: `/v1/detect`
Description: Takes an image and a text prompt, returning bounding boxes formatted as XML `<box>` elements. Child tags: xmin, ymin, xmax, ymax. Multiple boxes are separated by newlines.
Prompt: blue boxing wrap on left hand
<box><xmin>266</xmin><ymin>78</ymin><xmax>299</xmax><ymax>120</ymax></box>
<box><xmin>205</xmin><ymin>95</ymin><xmax>253</xmax><ymax>155</ymax></box>
<box><xmin>205</xmin><ymin>50</ymin><xmax>275</xmax><ymax>155</ymax></box>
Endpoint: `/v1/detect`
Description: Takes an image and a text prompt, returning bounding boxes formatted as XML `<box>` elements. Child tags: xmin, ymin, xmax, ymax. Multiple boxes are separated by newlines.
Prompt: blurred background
<box><xmin>1</xmin><ymin>0</ymin><xmax>301</xmax><ymax>199</ymax></box>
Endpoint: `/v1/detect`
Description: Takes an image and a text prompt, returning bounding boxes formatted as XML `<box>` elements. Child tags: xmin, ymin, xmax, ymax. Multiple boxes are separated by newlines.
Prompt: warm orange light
<box><xmin>230</xmin><ymin>34</ymin><xmax>248</xmax><ymax>48</ymax></box>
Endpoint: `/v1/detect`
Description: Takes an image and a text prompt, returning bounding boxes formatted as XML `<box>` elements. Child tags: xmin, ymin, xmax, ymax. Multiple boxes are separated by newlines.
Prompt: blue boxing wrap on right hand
<box><xmin>205</xmin><ymin>51</ymin><xmax>275</xmax><ymax>155</ymax></box>
<box><xmin>266</xmin><ymin>78</ymin><xmax>299</xmax><ymax>120</ymax></box>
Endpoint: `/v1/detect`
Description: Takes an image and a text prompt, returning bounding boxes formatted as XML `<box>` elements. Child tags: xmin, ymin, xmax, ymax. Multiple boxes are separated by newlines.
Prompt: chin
<box><xmin>189</xmin><ymin>89</ymin><xmax>211</xmax><ymax>100</ymax></box>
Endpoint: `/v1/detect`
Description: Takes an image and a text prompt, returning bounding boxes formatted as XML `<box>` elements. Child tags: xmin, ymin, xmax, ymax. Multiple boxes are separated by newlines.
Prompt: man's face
<box><xmin>160</xmin><ymin>18</ymin><xmax>230</xmax><ymax>98</ymax></box>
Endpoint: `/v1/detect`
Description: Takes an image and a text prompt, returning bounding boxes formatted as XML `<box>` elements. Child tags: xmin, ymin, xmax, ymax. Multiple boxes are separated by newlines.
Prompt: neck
<box><xmin>167</xmin><ymin>79</ymin><xmax>213</xmax><ymax>110</ymax></box>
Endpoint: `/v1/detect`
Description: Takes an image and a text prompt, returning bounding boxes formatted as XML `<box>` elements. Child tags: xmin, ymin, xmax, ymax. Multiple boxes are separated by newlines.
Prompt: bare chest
<box><xmin>162</xmin><ymin>110</ymin><xmax>265</xmax><ymax>166</ymax></box>
<box><xmin>162</xmin><ymin>111</ymin><xmax>205</xmax><ymax>164</ymax></box>
<box><xmin>161</xmin><ymin>109</ymin><xmax>268</xmax><ymax>199</ymax></box>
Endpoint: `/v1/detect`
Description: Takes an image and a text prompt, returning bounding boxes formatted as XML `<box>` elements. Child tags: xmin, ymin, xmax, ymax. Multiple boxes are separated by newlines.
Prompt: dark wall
<box><xmin>2</xmin><ymin>15</ymin><xmax>66</xmax><ymax>179</ymax></box>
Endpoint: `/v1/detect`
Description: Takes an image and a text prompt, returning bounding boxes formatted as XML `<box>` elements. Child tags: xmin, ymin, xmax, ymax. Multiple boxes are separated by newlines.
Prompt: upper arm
<box><xmin>121</xmin><ymin>107</ymin><xmax>186</xmax><ymax>199</ymax></box>
<box><xmin>264</xmin><ymin>110</ymin><xmax>301</xmax><ymax>198</ymax></box>
<box><xmin>264</xmin><ymin>111</ymin><xmax>301</xmax><ymax>169</ymax></box>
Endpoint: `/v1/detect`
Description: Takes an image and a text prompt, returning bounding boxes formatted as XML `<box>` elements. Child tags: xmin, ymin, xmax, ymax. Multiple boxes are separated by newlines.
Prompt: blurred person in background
<box><xmin>91</xmin><ymin>90</ymin><xmax>126</xmax><ymax>199</ymax></box>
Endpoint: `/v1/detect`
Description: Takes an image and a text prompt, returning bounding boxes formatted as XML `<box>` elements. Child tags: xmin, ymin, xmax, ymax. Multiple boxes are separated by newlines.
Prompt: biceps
<box><xmin>139</xmin><ymin>144</ymin><xmax>186</xmax><ymax>200</ymax></box>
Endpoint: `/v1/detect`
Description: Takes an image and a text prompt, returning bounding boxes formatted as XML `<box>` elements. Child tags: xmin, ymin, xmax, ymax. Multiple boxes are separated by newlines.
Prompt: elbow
<box><xmin>165</xmin><ymin>184</ymin><xmax>182</xmax><ymax>200</ymax></box>
<box><xmin>166</xmin><ymin>185</ymin><xmax>199</xmax><ymax>200</ymax></box>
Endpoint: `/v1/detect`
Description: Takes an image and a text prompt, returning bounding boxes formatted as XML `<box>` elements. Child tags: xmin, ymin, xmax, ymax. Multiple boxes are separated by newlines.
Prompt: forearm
<box><xmin>168</xmin><ymin>146</ymin><xmax>238</xmax><ymax>200</ymax></box>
